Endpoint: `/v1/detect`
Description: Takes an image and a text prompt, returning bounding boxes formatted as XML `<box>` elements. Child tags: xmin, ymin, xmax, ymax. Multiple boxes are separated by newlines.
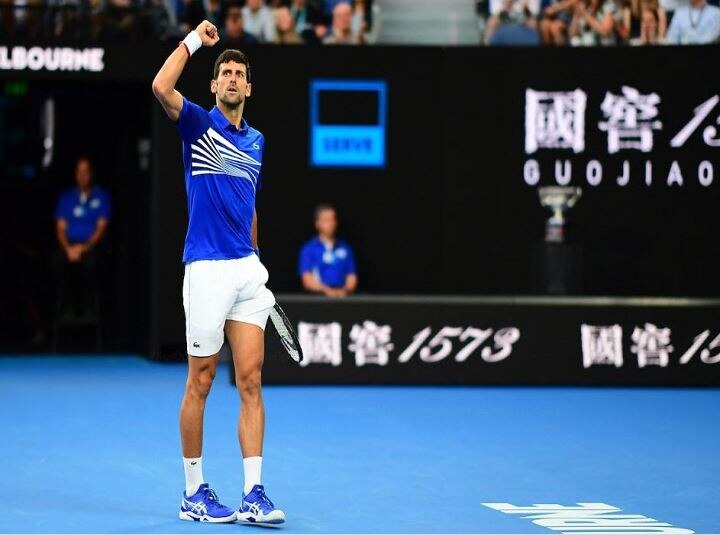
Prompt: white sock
<box><xmin>243</xmin><ymin>456</ymin><xmax>262</xmax><ymax>495</ymax></box>
<box><xmin>183</xmin><ymin>457</ymin><xmax>205</xmax><ymax>496</ymax></box>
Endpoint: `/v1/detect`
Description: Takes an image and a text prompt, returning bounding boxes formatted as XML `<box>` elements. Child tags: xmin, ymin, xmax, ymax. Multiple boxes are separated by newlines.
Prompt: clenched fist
<box><xmin>195</xmin><ymin>20</ymin><xmax>220</xmax><ymax>46</ymax></box>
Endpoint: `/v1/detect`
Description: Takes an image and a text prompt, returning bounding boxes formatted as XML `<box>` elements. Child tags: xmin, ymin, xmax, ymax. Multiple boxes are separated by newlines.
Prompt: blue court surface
<box><xmin>1</xmin><ymin>356</ymin><xmax>719</xmax><ymax>534</ymax></box>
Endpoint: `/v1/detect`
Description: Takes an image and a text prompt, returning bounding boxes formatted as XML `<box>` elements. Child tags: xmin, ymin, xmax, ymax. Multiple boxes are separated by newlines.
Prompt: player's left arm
<box><xmin>252</xmin><ymin>209</ymin><xmax>258</xmax><ymax>253</ymax></box>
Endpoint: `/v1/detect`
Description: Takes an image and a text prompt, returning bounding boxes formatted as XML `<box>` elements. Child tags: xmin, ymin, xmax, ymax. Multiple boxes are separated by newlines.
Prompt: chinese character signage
<box><xmin>523</xmin><ymin>86</ymin><xmax>719</xmax><ymax>188</ymax></box>
<box><xmin>250</xmin><ymin>298</ymin><xmax>720</xmax><ymax>386</ymax></box>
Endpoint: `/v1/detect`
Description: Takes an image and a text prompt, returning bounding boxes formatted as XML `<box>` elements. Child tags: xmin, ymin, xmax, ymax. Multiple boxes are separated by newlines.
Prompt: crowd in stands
<box><xmin>1</xmin><ymin>0</ymin><xmax>716</xmax><ymax>45</ymax></box>
<box><xmin>0</xmin><ymin>0</ymin><xmax>378</xmax><ymax>44</ymax></box>
<box><xmin>480</xmin><ymin>0</ymin><xmax>720</xmax><ymax>44</ymax></box>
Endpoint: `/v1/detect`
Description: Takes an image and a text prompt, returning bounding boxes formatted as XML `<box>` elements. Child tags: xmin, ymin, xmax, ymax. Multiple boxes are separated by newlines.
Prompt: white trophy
<box><xmin>538</xmin><ymin>186</ymin><xmax>582</xmax><ymax>243</ymax></box>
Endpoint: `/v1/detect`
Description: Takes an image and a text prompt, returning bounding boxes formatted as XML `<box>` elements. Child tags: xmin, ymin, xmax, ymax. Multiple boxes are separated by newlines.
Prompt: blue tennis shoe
<box><xmin>179</xmin><ymin>483</ymin><xmax>237</xmax><ymax>523</ymax></box>
<box><xmin>237</xmin><ymin>484</ymin><xmax>286</xmax><ymax>524</ymax></box>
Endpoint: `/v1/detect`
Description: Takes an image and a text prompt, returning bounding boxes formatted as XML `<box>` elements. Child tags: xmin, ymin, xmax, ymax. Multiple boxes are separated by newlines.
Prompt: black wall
<box><xmin>151</xmin><ymin>46</ymin><xmax>720</xmax><ymax>353</ymax></box>
<box><xmin>2</xmin><ymin>43</ymin><xmax>718</xmax><ymax>355</ymax></box>
<box><xmin>0</xmin><ymin>76</ymin><xmax>152</xmax><ymax>352</ymax></box>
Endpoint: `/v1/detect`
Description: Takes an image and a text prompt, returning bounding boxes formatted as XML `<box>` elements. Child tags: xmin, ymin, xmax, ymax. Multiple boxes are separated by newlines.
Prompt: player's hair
<box><xmin>213</xmin><ymin>49</ymin><xmax>251</xmax><ymax>82</ymax></box>
<box><xmin>314</xmin><ymin>203</ymin><xmax>336</xmax><ymax>221</ymax></box>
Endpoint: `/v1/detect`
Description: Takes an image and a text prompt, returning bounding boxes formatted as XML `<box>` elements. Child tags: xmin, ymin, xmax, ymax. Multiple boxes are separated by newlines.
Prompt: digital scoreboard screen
<box><xmin>310</xmin><ymin>79</ymin><xmax>387</xmax><ymax>168</ymax></box>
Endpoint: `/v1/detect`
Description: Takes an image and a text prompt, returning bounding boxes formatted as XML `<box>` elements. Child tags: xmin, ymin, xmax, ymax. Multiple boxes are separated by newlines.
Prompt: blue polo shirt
<box><xmin>298</xmin><ymin>237</ymin><xmax>357</xmax><ymax>288</ymax></box>
<box><xmin>176</xmin><ymin>97</ymin><xmax>264</xmax><ymax>263</ymax></box>
<box><xmin>54</xmin><ymin>186</ymin><xmax>111</xmax><ymax>243</ymax></box>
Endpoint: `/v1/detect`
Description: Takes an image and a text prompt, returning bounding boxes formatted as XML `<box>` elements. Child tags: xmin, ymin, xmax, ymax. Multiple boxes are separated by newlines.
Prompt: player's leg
<box><xmin>179</xmin><ymin>354</ymin><xmax>217</xmax><ymax>461</ymax></box>
<box><xmin>226</xmin><ymin>320</ymin><xmax>265</xmax><ymax>460</ymax></box>
<box><xmin>226</xmin><ymin>255</ymin><xmax>284</xmax><ymax>524</ymax></box>
<box><xmin>178</xmin><ymin>260</ymin><xmax>237</xmax><ymax>523</ymax></box>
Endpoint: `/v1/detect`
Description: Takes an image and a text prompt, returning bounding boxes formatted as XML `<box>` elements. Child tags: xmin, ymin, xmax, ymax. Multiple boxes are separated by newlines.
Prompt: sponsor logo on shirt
<box><xmin>190</xmin><ymin>127</ymin><xmax>261</xmax><ymax>187</ymax></box>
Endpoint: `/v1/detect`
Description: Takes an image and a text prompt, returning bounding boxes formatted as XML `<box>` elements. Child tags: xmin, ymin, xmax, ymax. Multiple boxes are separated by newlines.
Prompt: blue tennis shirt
<box><xmin>176</xmin><ymin>97</ymin><xmax>264</xmax><ymax>263</ymax></box>
<box><xmin>54</xmin><ymin>186</ymin><xmax>111</xmax><ymax>243</ymax></box>
<box><xmin>298</xmin><ymin>237</ymin><xmax>357</xmax><ymax>288</ymax></box>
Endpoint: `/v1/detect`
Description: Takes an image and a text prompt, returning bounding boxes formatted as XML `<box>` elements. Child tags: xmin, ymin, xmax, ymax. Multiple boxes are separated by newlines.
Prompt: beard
<box><xmin>219</xmin><ymin>92</ymin><xmax>243</xmax><ymax>109</ymax></box>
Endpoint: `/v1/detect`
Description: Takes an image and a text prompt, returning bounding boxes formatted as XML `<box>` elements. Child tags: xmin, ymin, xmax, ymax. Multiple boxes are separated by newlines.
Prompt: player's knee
<box><xmin>236</xmin><ymin>369</ymin><xmax>262</xmax><ymax>400</ymax></box>
<box><xmin>187</xmin><ymin>368</ymin><xmax>215</xmax><ymax>399</ymax></box>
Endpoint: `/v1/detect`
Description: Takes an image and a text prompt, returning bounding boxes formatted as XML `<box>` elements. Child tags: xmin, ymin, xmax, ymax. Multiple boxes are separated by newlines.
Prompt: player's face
<box><xmin>211</xmin><ymin>61</ymin><xmax>251</xmax><ymax>109</ymax></box>
<box><xmin>315</xmin><ymin>209</ymin><xmax>338</xmax><ymax>239</ymax></box>
<box><xmin>75</xmin><ymin>160</ymin><xmax>93</xmax><ymax>190</ymax></box>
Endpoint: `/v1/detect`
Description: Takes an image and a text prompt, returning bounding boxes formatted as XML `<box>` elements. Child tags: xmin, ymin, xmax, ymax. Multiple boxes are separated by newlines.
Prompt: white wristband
<box><xmin>182</xmin><ymin>31</ymin><xmax>203</xmax><ymax>56</ymax></box>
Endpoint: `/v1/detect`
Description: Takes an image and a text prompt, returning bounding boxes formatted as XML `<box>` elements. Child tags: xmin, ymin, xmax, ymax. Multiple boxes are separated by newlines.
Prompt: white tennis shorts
<box><xmin>182</xmin><ymin>254</ymin><xmax>275</xmax><ymax>357</ymax></box>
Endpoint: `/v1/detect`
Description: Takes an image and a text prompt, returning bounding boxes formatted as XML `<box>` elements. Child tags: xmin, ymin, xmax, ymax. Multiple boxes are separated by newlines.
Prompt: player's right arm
<box><xmin>152</xmin><ymin>20</ymin><xmax>219</xmax><ymax>121</ymax></box>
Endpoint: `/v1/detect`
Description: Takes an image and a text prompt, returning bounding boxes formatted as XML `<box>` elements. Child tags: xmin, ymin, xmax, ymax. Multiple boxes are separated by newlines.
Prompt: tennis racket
<box><xmin>268</xmin><ymin>302</ymin><xmax>303</xmax><ymax>364</ymax></box>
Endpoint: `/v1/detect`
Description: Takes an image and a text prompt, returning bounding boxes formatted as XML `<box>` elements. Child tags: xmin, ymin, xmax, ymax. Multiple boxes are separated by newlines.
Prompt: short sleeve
<box><xmin>98</xmin><ymin>189</ymin><xmax>112</xmax><ymax>221</ymax></box>
<box><xmin>55</xmin><ymin>192</ymin><xmax>69</xmax><ymax>221</ymax></box>
<box><xmin>256</xmin><ymin>134</ymin><xmax>265</xmax><ymax>190</ymax></box>
<box><xmin>345</xmin><ymin>245</ymin><xmax>357</xmax><ymax>276</ymax></box>
<box><xmin>176</xmin><ymin>97</ymin><xmax>211</xmax><ymax>143</ymax></box>
<box><xmin>298</xmin><ymin>243</ymin><xmax>314</xmax><ymax>276</ymax></box>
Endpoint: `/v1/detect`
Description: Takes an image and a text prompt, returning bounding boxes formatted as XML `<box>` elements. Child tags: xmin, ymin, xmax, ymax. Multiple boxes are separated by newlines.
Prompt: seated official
<box><xmin>298</xmin><ymin>203</ymin><xmax>358</xmax><ymax>297</ymax></box>
<box><xmin>55</xmin><ymin>156</ymin><xmax>111</xmax><ymax>268</ymax></box>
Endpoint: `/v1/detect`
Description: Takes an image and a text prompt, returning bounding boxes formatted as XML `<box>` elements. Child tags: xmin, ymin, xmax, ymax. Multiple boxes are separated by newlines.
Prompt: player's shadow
<box><xmin>236</xmin><ymin>523</ymin><xmax>284</xmax><ymax>530</ymax></box>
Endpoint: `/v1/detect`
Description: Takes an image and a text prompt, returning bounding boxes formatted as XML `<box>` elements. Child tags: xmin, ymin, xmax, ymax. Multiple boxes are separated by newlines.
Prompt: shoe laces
<box><xmin>203</xmin><ymin>487</ymin><xmax>220</xmax><ymax>503</ymax></box>
<box><xmin>254</xmin><ymin>486</ymin><xmax>275</xmax><ymax>510</ymax></box>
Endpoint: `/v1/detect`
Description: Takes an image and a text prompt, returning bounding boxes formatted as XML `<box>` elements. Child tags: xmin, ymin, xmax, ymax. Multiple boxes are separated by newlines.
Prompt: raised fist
<box><xmin>195</xmin><ymin>20</ymin><xmax>220</xmax><ymax>46</ymax></box>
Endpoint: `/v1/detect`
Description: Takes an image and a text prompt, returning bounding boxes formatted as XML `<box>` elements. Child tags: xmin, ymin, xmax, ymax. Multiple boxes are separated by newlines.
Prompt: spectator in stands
<box><xmin>629</xmin><ymin>1</ymin><xmax>664</xmax><ymax>41</ymax></box>
<box><xmin>101</xmin><ymin>0</ymin><xmax>137</xmax><ymax>40</ymax></box>
<box><xmin>274</xmin><ymin>5</ymin><xmax>303</xmax><ymax>42</ymax></box>
<box><xmin>539</xmin><ymin>0</ymin><xmax>577</xmax><ymax>45</ymax></box>
<box><xmin>220</xmin><ymin>2</ymin><xmax>260</xmax><ymax>45</ymax></box>
<box><xmin>659</xmin><ymin>0</ymin><xmax>687</xmax><ymax>25</ymax></box>
<box><xmin>624</xmin><ymin>0</ymin><xmax>666</xmax><ymax>41</ymax></box>
<box><xmin>298</xmin><ymin>203</ymin><xmax>358</xmax><ymax>297</ymax></box>
<box><xmin>203</xmin><ymin>0</ymin><xmax>223</xmax><ymax>26</ymax></box>
<box><xmin>290</xmin><ymin>0</ymin><xmax>326</xmax><ymax>42</ymax></box>
<box><xmin>322</xmin><ymin>0</ymin><xmax>347</xmax><ymax>23</ymax></box>
<box><xmin>665</xmin><ymin>0</ymin><xmax>720</xmax><ymax>43</ymax></box>
<box><xmin>485</xmin><ymin>0</ymin><xmax>541</xmax><ymax>45</ymax></box>
<box><xmin>242</xmin><ymin>0</ymin><xmax>276</xmax><ymax>41</ymax></box>
<box><xmin>176</xmin><ymin>0</ymin><xmax>206</xmax><ymax>33</ymax></box>
<box><xmin>352</xmin><ymin>0</ymin><xmax>379</xmax><ymax>43</ymax></box>
<box><xmin>323</xmin><ymin>1</ymin><xmax>363</xmax><ymax>44</ymax></box>
<box><xmin>569</xmin><ymin>0</ymin><xmax>621</xmax><ymax>45</ymax></box>
<box><xmin>144</xmin><ymin>0</ymin><xmax>175</xmax><ymax>40</ymax></box>
<box><xmin>2</xmin><ymin>0</ymin><xmax>44</xmax><ymax>40</ymax></box>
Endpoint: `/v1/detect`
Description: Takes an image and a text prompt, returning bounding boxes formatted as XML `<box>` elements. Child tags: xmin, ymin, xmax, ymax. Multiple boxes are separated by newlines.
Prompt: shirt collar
<box><xmin>76</xmin><ymin>186</ymin><xmax>93</xmax><ymax>199</ymax></box>
<box><xmin>210</xmin><ymin>106</ymin><xmax>249</xmax><ymax>135</ymax></box>
<box><xmin>317</xmin><ymin>236</ymin><xmax>338</xmax><ymax>249</ymax></box>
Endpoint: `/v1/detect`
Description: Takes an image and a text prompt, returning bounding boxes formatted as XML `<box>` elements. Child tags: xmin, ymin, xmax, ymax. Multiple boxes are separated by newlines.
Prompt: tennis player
<box><xmin>152</xmin><ymin>20</ymin><xmax>285</xmax><ymax>524</ymax></box>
